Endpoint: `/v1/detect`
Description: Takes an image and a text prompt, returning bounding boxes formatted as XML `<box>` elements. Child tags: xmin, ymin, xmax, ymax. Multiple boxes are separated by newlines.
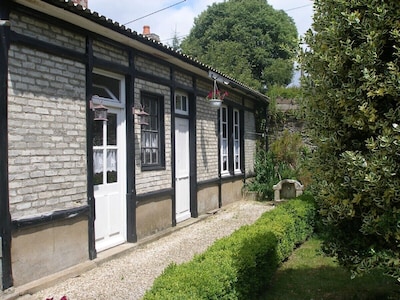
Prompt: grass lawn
<box><xmin>260</xmin><ymin>237</ymin><xmax>399</xmax><ymax>300</ymax></box>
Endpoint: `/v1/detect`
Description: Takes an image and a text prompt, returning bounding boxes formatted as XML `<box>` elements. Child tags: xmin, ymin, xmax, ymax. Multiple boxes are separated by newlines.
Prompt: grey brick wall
<box><xmin>134</xmin><ymin>79</ymin><xmax>172</xmax><ymax>194</ymax></box>
<box><xmin>93</xmin><ymin>40</ymin><xmax>129</xmax><ymax>67</ymax></box>
<box><xmin>10</xmin><ymin>12</ymin><xmax>85</xmax><ymax>53</ymax></box>
<box><xmin>196</xmin><ymin>95</ymin><xmax>219</xmax><ymax>181</ymax></box>
<box><xmin>8</xmin><ymin>44</ymin><xmax>87</xmax><ymax>220</ymax></box>
<box><xmin>175</xmin><ymin>71</ymin><xmax>192</xmax><ymax>87</ymax></box>
<box><xmin>244</xmin><ymin>110</ymin><xmax>257</xmax><ymax>174</ymax></box>
<box><xmin>135</xmin><ymin>56</ymin><xmax>170</xmax><ymax>80</ymax></box>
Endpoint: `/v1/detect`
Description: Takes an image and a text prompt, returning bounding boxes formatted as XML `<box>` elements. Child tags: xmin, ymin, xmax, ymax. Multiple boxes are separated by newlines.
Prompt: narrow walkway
<box><xmin>15</xmin><ymin>200</ymin><xmax>273</xmax><ymax>300</ymax></box>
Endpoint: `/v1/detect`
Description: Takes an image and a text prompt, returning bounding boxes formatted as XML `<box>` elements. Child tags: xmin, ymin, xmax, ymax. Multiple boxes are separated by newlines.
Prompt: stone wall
<box><xmin>244</xmin><ymin>110</ymin><xmax>256</xmax><ymax>174</ymax></box>
<box><xmin>136</xmin><ymin>56</ymin><xmax>170</xmax><ymax>79</ymax></box>
<box><xmin>270</xmin><ymin>97</ymin><xmax>306</xmax><ymax>145</ymax></box>
<box><xmin>7</xmin><ymin>44</ymin><xmax>87</xmax><ymax>220</ymax></box>
<box><xmin>196</xmin><ymin>94</ymin><xmax>219</xmax><ymax>182</ymax></box>
<box><xmin>10</xmin><ymin>12</ymin><xmax>85</xmax><ymax>52</ymax></box>
<box><xmin>93</xmin><ymin>40</ymin><xmax>129</xmax><ymax>67</ymax></box>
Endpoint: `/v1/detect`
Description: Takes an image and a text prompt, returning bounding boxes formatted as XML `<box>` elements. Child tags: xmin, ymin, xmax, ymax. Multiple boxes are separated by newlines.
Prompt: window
<box><xmin>93</xmin><ymin>113</ymin><xmax>118</xmax><ymax>185</ymax></box>
<box><xmin>175</xmin><ymin>92</ymin><xmax>188</xmax><ymax>115</ymax></box>
<box><xmin>220</xmin><ymin>106</ymin><xmax>229</xmax><ymax>174</ymax></box>
<box><xmin>92</xmin><ymin>73</ymin><xmax>121</xmax><ymax>103</ymax></box>
<box><xmin>141</xmin><ymin>93</ymin><xmax>165</xmax><ymax>169</ymax></box>
<box><xmin>233</xmin><ymin>109</ymin><xmax>241</xmax><ymax>173</ymax></box>
<box><xmin>219</xmin><ymin>106</ymin><xmax>243</xmax><ymax>175</ymax></box>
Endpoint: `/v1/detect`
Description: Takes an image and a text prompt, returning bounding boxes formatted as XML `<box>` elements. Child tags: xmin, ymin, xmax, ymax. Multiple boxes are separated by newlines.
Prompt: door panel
<box><xmin>175</xmin><ymin>118</ymin><xmax>190</xmax><ymax>223</ymax></box>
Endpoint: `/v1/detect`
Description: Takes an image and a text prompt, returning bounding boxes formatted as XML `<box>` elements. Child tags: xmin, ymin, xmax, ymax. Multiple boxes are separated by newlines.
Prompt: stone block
<box><xmin>273</xmin><ymin>179</ymin><xmax>304</xmax><ymax>202</ymax></box>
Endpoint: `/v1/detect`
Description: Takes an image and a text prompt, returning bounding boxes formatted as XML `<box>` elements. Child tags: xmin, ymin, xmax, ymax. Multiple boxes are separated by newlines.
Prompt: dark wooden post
<box><xmin>0</xmin><ymin>0</ymin><xmax>13</xmax><ymax>290</ymax></box>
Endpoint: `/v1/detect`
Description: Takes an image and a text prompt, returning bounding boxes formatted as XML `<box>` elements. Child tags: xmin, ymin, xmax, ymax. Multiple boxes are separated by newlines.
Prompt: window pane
<box><xmin>93</xmin><ymin>149</ymin><xmax>103</xmax><ymax>185</ymax></box>
<box><xmin>182</xmin><ymin>96</ymin><xmax>187</xmax><ymax>111</ymax></box>
<box><xmin>223</xmin><ymin>156</ymin><xmax>228</xmax><ymax>171</ymax></box>
<box><xmin>107</xmin><ymin>149</ymin><xmax>117</xmax><ymax>183</ymax></box>
<box><xmin>150</xmin><ymin>100</ymin><xmax>156</xmax><ymax>115</ymax></box>
<box><xmin>151</xmin><ymin>133</ymin><xmax>158</xmax><ymax>147</ymax></box>
<box><xmin>93</xmin><ymin>73</ymin><xmax>120</xmax><ymax>100</ymax></box>
<box><xmin>235</xmin><ymin>141</ymin><xmax>239</xmax><ymax>152</ymax></box>
<box><xmin>223</xmin><ymin>124</ymin><xmax>227</xmax><ymax>138</ymax></box>
<box><xmin>152</xmin><ymin>149</ymin><xmax>158</xmax><ymax>164</ymax></box>
<box><xmin>144</xmin><ymin>132</ymin><xmax>150</xmax><ymax>147</ymax></box>
<box><xmin>151</xmin><ymin>116</ymin><xmax>158</xmax><ymax>131</ymax></box>
<box><xmin>222</xmin><ymin>107</ymin><xmax>227</xmax><ymax>122</ymax></box>
<box><xmin>176</xmin><ymin>96</ymin><xmax>182</xmax><ymax>110</ymax></box>
<box><xmin>145</xmin><ymin>149</ymin><xmax>151</xmax><ymax>164</ymax></box>
<box><xmin>93</xmin><ymin>120</ymin><xmax>103</xmax><ymax>146</ymax></box>
<box><xmin>107</xmin><ymin>113</ymin><xmax>117</xmax><ymax>145</ymax></box>
<box><xmin>223</xmin><ymin>140</ymin><xmax>227</xmax><ymax>154</ymax></box>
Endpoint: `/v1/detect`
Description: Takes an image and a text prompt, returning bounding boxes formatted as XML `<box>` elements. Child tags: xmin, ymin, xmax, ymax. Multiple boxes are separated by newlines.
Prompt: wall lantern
<box><xmin>90</xmin><ymin>96</ymin><xmax>108</xmax><ymax>121</ymax></box>
<box><xmin>133</xmin><ymin>105</ymin><xmax>149</xmax><ymax>126</ymax></box>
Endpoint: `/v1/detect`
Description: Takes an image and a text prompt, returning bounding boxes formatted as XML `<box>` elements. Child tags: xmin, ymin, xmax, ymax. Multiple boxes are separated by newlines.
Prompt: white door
<box><xmin>93</xmin><ymin>108</ymin><xmax>126</xmax><ymax>252</ymax></box>
<box><xmin>175</xmin><ymin>117</ymin><xmax>191</xmax><ymax>223</ymax></box>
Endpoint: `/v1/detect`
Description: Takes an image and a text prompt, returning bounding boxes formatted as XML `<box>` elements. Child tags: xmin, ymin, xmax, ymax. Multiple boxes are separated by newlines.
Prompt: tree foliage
<box><xmin>180</xmin><ymin>0</ymin><xmax>298</xmax><ymax>90</ymax></box>
<box><xmin>301</xmin><ymin>0</ymin><xmax>400</xmax><ymax>280</ymax></box>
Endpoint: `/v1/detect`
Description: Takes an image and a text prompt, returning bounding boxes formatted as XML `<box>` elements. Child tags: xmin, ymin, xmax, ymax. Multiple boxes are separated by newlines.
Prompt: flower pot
<box><xmin>209</xmin><ymin>98</ymin><xmax>223</xmax><ymax>108</ymax></box>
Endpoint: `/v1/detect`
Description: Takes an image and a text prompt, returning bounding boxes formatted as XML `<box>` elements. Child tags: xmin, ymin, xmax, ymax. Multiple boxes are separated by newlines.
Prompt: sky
<box><xmin>87</xmin><ymin>0</ymin><xmax>314</xmax><ymax>46</ymax></box>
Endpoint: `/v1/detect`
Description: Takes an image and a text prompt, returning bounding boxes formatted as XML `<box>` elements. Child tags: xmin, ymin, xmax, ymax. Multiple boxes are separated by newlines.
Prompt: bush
<box><xmin>143</xmin><ymin>197</ymin><xmax>316</xmax><ymax>300</ymax></box>
<box><xmin>246</xmin><ymin>131</ymin><xmax>311</xmax><ymax>199</ymax></box>
<box><xmin>246</xmin><ymin>150</ymin><xmax>297</xmax><ymax>200</ymax></box>
<box><xmin>301</xmin><ymin>0</ymin><xmax>400</xmax><ymax>279</ymax></box>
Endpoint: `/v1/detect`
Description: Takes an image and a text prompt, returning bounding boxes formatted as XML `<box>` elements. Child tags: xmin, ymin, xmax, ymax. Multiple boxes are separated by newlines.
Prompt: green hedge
<box><xmin>143</xmin><ymin>196</ymin><xmax>316</xmax><ymax>299</ymax></box>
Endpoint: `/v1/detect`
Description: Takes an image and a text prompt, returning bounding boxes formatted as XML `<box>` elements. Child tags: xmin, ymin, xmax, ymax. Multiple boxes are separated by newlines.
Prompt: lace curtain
<box><xmin>94</xmin><ymin>149</ymin><xmax>117</xmax><ymax>174</ymax></box>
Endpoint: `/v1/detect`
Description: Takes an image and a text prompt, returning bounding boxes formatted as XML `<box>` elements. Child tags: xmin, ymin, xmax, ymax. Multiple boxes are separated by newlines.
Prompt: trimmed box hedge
<box><xmin>143</xmin><ymin>195</ymin><xmax>316</xmax><ymax>299</ymax></box>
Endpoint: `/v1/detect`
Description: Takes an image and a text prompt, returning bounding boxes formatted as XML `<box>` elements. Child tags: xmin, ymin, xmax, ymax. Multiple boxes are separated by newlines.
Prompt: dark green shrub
<box><xmin>143</xmin><ymin>198</ymin><xmax>316</xmax><ymax>300</ymax></box>
<box><xmin>301</xmin><ymin>0</ymin><xmax>400</xmax><ymax>280</ymax></box>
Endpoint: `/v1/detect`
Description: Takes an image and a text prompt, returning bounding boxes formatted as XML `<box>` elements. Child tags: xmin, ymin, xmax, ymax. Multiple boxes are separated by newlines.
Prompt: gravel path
<box><xmin>30</xmin><ymin>200</ymin><xmax>273</xmax><ymax>300</ymax></box>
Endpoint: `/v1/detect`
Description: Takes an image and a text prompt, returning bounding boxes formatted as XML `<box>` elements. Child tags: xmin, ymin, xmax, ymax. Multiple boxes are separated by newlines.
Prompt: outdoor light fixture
<box><xmin>133</xmin><ymin>105</ymin><xmax>149</xmax><ymax>126</ymax></box>
<box><xmin>208</xmin><ymin>71</ymin><xmax>230</xmax><ymax>86</ymax></box>
<box><xmin>90</xmin><ymin>96</ymin><xmax>108</xmax><ymax>121</ymax></box>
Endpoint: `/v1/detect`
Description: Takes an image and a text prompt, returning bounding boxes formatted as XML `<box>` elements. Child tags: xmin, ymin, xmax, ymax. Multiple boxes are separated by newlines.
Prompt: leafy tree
<box><xmin>181</xmin><ymin>0</ymin><xmax>298</xmax><ymax>90</ymax></box>
<box><xmin>301</xmin><ymin>0</ymin><xmax>400</xmax><ymax>280</ymax></box>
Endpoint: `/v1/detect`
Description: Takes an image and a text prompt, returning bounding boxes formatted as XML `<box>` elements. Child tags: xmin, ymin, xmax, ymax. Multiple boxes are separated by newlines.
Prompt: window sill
<box><xmin>141</xmin><ymin>165</ymin><xmax>166</xmax><ymax>172</ymax></box>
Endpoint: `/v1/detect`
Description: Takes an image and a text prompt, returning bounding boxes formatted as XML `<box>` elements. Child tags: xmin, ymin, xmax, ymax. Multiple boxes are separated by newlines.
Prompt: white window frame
<box><xmin>220</xmin><ymin>105</ymin><xmax>229</xmax><ymax>175</ymax></box>
<box><xmin>233</xmin><ymin>109</ymin><xmax>241</xmax><ymax>174</ymax></box>
<box><xmin>175</xmin><ymin>92</ymin><xmax>189</xmax><ymax>115</ymax></box>
<box><xmin>92</xmin><ymin>69</ymin><xmax>125</xmax><ymax>109</ymax></box>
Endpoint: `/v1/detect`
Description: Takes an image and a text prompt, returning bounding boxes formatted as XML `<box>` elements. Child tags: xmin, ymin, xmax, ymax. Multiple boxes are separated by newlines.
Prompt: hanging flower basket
<box><xmin>206</xmin><ymin>79</ymin><xmax>228</xmax><ymax>108</ymax></box>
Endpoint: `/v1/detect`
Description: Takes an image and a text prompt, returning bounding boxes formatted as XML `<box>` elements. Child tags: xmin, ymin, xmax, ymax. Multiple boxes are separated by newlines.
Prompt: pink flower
<box><xmin>206</xmin><ymin>90</ymin><xmax>228</xmax><ymax>100</ymax></box>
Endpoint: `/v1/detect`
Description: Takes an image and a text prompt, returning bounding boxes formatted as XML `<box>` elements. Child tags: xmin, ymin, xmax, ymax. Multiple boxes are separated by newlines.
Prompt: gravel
<box><xmin>30</xmin><ymin>200</ymin><xmax>273</xmax><ymax>300</ymax></box>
